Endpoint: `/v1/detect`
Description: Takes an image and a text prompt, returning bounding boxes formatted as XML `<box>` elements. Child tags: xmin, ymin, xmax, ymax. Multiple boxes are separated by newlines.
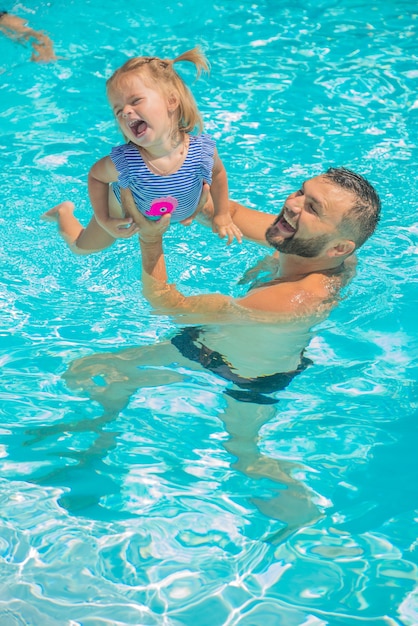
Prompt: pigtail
<box><xmin>159</xmin><ymin>47</ymin><xmax>209</xmax><ymax>134</ymax></box>
<box><xmin>171</xmin><ymin>47</ymin><xmax>210</xmax><ymax>80</ymax></box>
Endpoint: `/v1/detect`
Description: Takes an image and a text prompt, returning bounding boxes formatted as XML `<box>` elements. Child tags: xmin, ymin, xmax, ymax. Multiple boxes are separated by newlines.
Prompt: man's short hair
<box><xmin>324</xmin><ymin>167</ymin><xmax>381</xmax><ymax>249</ymax></box>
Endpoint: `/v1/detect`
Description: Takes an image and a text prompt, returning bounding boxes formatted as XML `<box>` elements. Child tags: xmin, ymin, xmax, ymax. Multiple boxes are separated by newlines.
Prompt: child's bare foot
<box><xmin>41</xmin><ymin>201</ymin><xmax>75</xmax><ymax>222</ymax></box>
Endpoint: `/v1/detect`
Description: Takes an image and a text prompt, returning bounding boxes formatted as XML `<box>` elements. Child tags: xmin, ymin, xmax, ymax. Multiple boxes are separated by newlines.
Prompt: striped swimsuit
<box><xmin>110</xmin><ymin>134</ymin><xmax>215</xmax><ymax>223</ymax></box>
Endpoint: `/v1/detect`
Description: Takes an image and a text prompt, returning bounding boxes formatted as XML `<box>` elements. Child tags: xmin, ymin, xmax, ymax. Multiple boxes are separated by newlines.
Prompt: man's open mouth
<box><xmin>276</xmin><ymin>213</ymin><xmax>296</xmax><ymax>236</ymax></box>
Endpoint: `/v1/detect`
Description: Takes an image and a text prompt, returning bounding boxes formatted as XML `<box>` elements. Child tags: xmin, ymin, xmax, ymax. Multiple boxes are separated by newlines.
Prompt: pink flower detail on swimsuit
<box><xmin>145</xmin><ymin>196</ymin><xmax>178</xmax><ymax>220</ymax></box>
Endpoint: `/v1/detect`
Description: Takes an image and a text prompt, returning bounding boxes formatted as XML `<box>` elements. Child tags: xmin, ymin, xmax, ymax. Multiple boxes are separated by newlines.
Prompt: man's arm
<box><xmin>140</xmin><ymin>234</ymin><xmax>233</xmax><ymax>316</ymax></box>
<box><xmin>140</xmin><ymin>233</ymin><xmax>327</xmax><ymax>320</ymax></box>
<box><xmin>119</xmin><ymin>187</ymin><xmax>237</xmax><ymax>316</ymax></box>
<box><xmin>121</xmin><ymin>188</ymin><xmax>327</xmax><ymax>320</ymax></box>
<box><xmin>236</xmin><ymin>276</ymin><xmax>331</xmax><ymax>316</ymax></box>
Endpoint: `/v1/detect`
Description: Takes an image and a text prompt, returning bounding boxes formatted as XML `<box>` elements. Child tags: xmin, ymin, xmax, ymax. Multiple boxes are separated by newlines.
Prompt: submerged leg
<box><xmin>63</xmin><ymin>342</ymin><xmax>188</xmax><ymax>413</ymax></box>
<box><xmin>221</xmin><ymin>395</ymin><xmax>323</xmax><ymax>543</ymax></box>
<box><xmin>62</xmin><ymin>341</ymin><xmax>322</xmax><ymax>539</ymax></box>
<box><xmin>24</xmin><ymin>342</ymin><xmax>188</xmax><ymax>516</ymax></box>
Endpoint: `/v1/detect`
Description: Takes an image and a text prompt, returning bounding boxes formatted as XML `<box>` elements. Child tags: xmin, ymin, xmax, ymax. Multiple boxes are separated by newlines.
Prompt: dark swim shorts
<box><xmin>171</xmin><ymin>326</ymin><xmax>312</xmax><ymax>405</ymax></box>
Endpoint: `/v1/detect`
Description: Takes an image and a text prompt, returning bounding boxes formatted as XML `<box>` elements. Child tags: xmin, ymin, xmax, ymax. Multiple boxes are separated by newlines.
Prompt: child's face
<box><xmin>108</xmin><ymin>73</ymin><xmax>176</xmax><ymax>149</ymax></box>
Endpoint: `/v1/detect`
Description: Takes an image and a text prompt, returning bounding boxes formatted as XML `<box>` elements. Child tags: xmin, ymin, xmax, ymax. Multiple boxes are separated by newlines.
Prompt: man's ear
<box><xmin>327</xmin><ymin>239</ymin><xmax>355</xmax><ymax>258</ymax></box>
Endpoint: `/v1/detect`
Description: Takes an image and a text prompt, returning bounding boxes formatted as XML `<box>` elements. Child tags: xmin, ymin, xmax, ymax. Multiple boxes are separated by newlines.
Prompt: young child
<box><xmin>42</xmin><ymin>47</ymin><xmax>241</xmax><ymax>253</ymax></box>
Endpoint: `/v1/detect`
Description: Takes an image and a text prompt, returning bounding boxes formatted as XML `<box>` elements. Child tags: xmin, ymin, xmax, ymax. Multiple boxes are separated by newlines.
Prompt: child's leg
<box><xmin>41</xmin><ymin>188</ymin><xmax>123</xmax><ymax>255</ymax></box>
<box><xmin>42</xmin><ymin>201</ymin><xmax>115</xmax><ymax>255</ymax></box>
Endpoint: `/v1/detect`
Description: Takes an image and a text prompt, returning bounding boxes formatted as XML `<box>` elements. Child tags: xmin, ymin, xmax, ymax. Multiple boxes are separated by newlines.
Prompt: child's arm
<box><xmin>210</xmin><ymin>150</ymin><xmax>242</xmax><ymax>245</ymax></box>
<box><xmin>88</xmin><ymin>157</ymin><xmax>136</xmax><ymax>238</ymax></box>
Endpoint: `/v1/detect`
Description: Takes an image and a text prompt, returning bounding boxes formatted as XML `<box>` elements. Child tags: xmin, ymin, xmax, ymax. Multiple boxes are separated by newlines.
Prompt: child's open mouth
<box><xmin>128</xmin><ymin>119</ymin><xmax>147</xmax><ymax>137</ymax></box>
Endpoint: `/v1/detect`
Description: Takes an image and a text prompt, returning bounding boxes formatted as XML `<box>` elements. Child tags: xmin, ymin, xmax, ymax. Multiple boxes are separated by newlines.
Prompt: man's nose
<box><xmin>286</xmin><ymin>193</ymin><xmax>303</xmax><ymax>214</ymax></box>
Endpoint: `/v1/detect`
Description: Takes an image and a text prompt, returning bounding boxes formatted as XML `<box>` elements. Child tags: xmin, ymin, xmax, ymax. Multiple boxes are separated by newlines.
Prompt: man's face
<box><xmin>265</xmin><ymin>176</ymin><xmax>355</xmax><ymax>258</ymax></box>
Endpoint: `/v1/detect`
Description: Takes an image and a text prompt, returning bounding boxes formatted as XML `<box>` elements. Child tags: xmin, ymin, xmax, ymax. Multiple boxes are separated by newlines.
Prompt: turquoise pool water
<box><xmin>1</xmin><ymin>0</ymin><xmax>417</xmax><ymax>624</ymax></box>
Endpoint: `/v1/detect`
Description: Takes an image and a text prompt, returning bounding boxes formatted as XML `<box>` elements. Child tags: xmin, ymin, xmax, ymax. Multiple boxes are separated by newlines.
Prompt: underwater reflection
<box><xmin>22</xmin><ymin>337</ymin><xmax>322</xmax><ymax>541</ymax></box>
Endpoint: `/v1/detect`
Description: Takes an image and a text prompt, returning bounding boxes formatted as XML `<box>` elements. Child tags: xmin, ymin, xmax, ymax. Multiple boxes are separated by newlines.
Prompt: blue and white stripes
<box><xmin>110</xmin><ymin>134</ymin><xmax>215</xmax><ymax>222</ymax></box>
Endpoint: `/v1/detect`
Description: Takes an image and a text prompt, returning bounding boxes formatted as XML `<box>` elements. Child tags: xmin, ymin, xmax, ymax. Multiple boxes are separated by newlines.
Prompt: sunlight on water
<box><xmin>0</xmin><ymin>0</ymin><xmax>417</xmax><ymax>624</ymax></box>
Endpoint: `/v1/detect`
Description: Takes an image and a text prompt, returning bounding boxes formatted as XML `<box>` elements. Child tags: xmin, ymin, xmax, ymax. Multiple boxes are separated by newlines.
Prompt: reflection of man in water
<box><xmin>60</xmin><ymin>167</ymin><xmax>380</xmax><ymax>537</ymax></box>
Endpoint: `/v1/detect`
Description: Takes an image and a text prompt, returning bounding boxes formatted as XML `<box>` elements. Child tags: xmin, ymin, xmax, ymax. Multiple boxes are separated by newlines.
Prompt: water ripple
<box><xmin>1</xmin><ymin>0</ymin><xmax>417</xmax><ymax>623</ymax></box>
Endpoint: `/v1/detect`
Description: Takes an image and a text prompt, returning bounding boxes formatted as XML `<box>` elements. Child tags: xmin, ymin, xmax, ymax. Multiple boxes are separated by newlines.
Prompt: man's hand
<box><xmin>98</xmin><ymin>216</ymin><xmax>139</xmax><ymax>239</ymax></box>
<box><xmin>180</xmin><ymin>182</ymin><xmax>212</xmax><ymax>227</ymax></box>
<box><xmin>120</xmin><ymin>188</ymin><xmax>171</xmax><ymax>243</ymax></box>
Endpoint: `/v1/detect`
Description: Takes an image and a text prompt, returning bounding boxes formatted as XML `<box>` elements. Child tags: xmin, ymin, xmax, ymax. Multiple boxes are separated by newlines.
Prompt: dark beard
<box><xmin>266</xmin><ymin>224</ymin><xmax>331</xmax><ymax>258</ymax></box>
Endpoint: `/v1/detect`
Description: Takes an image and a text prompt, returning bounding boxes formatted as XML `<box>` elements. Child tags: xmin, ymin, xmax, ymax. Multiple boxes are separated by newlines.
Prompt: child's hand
<box><xmin>99</xmin><ymin>216</ymin><xmax>139</xmax><ymax>239</ymax></box>
<box><xmin>212</xmin><ymin>214</ymin><xmax>243</xmax><ymax>245</ymax></box>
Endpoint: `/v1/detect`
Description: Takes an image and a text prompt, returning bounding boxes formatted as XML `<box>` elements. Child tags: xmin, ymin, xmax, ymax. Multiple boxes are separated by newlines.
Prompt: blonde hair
<box><xmin>106</xmin><ymin>47</ymin><xmax>210</xmax><ymax>134</ymax></box>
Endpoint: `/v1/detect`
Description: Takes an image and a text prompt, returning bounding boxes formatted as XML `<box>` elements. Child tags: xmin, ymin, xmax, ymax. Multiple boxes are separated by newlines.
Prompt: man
<box><xmin>0</xmin><ymin>10</ymin><xmax>56</xmax><ymax>62</ymax></box>
<box><xmin>61</xmin><ymin>166</ymin><xmax>380</xmax><ymax>538</ymax></box>
<box><xmin>127</xmin><ymin>166</ymin><xmax>380</xmax><ymax>400</ymax></box>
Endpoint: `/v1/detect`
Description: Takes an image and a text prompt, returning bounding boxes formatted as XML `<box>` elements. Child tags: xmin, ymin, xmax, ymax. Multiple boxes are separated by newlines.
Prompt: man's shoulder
<box><xmin>294</xmin><ymin>269</ymin><xmax>336</xmax><ymax>294</ymax></box>
<box><xmin>236</xmin><ymin>268</ymin><xmax>342</xmax><ymax>317</ymax></box>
